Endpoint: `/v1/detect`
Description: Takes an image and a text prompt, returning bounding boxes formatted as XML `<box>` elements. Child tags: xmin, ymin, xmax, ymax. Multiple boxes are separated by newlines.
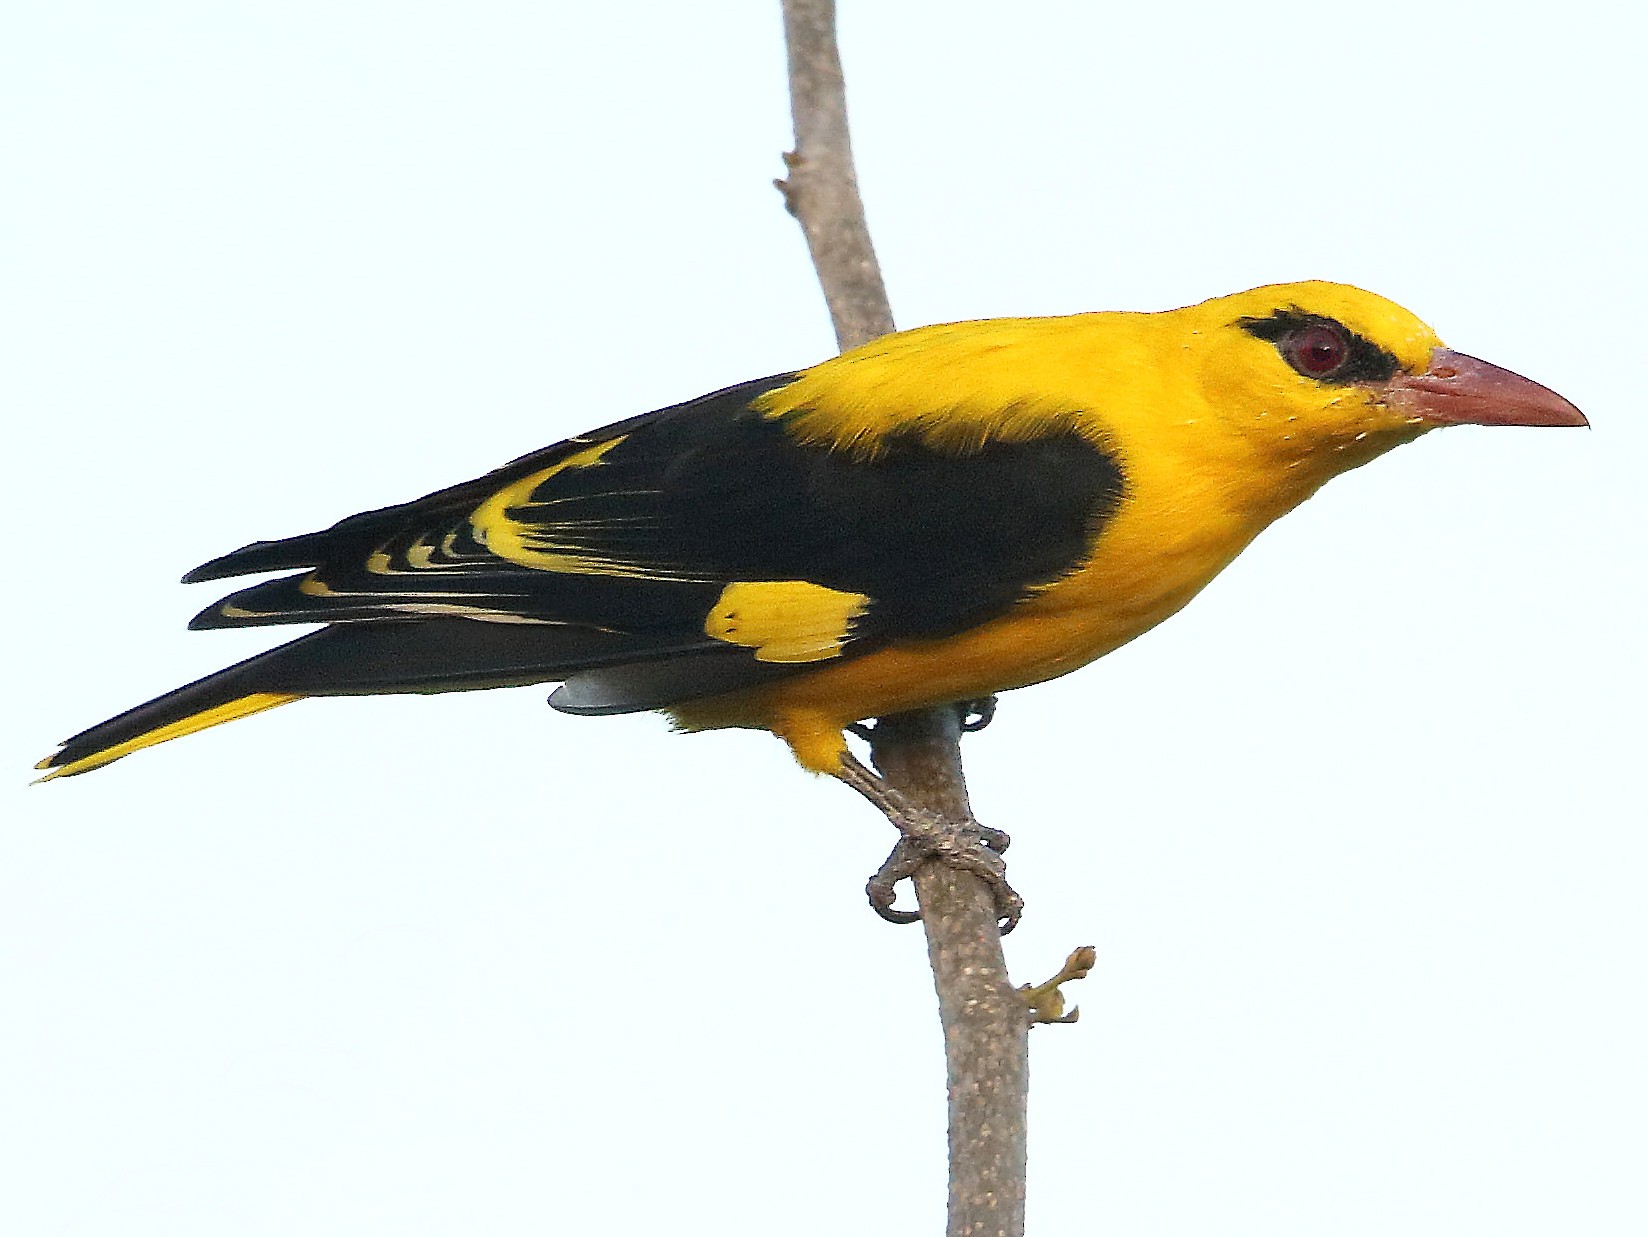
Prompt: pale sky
<box><xmin>4</xmin><ymin>4</ymin><xmax>1643</xmax><ymax>1235</ymax></box>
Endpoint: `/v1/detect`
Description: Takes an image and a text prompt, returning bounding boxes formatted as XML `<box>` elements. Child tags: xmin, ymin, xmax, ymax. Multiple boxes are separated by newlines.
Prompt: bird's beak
<box><xmin>1384</xmin><ymin>348</ymin><xmax>1587</xmax><ymax>428</ymax></box>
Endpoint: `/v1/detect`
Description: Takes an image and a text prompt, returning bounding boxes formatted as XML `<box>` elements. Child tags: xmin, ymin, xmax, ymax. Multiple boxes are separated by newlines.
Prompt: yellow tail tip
<box><xmin>33</xmin><ymin>692</ymin><xmax>302</xmax><ymax>782</ymax></box>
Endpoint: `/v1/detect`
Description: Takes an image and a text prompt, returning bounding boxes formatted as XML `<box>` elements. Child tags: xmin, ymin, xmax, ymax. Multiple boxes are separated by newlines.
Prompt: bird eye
<box><xmin>1283</xmin><ymin>324</ymin><xmax>1351</xmax><ymax>379</ymax></box>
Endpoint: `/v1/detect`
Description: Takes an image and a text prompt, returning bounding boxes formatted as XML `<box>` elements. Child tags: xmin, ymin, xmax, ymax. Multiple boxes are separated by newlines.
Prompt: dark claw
<box><xmin>992</xmin><ymin>884</ymin><xmax>1025</xmax><ymax>935</ymax></box>
<box><xmin>957</xmin><ymin>839</ymin><xmax>1021</xmax><ymax>930</ymax></box>
<box><xmin>958</xmin><ymin>696</ymin><xmax>997</xmax><ymax>733</ymax></box>
<box><xmin>866</xmin><ymin>838</ymin><xmax>926</xmax><ymax>924</ymax></box>
<box><xmin>959</xmin><ymin>843</ymin><xmax>1023</xmax><ymax>933</ymax></box>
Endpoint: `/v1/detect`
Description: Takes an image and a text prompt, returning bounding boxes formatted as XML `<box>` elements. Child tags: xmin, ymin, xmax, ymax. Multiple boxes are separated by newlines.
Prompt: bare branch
<box><xmin>869</xmin><ymin>710</ymin><xmax>1030</xmax><ymax>1235</ymax></box>
<box><xmin>775</xmin><ymin>9</ymin><xmax>1032</xmax><ymax>1232</ymax></box>
<box><xmin>776</xmin><ymin>0</ymin><xmax>895</xmax><ymax>350</ymax></box>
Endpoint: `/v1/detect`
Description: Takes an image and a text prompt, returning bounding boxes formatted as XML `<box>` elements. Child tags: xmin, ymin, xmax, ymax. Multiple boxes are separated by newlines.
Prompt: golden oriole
<box><xmin>37</xmin><ymin>281</ymin><xmax>1585</xmax><ymax>782</ymax></box>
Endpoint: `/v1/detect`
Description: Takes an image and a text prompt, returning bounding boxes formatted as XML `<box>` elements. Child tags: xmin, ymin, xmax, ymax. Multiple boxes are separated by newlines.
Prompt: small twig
<box><xmin>1020</xmin><ymin>945</ymin><xmax>1098</xmax><ymax>1026</ymax></box>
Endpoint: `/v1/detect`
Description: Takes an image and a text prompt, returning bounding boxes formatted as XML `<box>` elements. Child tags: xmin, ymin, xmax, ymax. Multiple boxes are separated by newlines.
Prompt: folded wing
<box><xmin>182</xmin><ymin>373</ymin><xmax>1128</xmax><ymax>716</ymax></box>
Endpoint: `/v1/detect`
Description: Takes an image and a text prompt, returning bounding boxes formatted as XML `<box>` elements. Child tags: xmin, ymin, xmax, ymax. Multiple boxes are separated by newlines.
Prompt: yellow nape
<box><xmin>35</xmin><ymin>692</ymin><xmax>301</xmax><ymax>781</ymax></box>
<box><xmin>755</xmin><ymin>314</ymin><xmax>1115</xmax><ymax>457</ymax></box>
<box><xmin>704</xmin><ymin>580</ymin><xmax>869</xmax><ymax>662</ymax></box>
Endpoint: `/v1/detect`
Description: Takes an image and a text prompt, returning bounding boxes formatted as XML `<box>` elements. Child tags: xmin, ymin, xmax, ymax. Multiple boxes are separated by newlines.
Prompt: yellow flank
<box><xmin>35</xmin><ymin>692</ymin><xmax>300</xmax><ymax>781</ymax></box>
<box><xmin>704</xmin><ymin>580</ymin><xmax>870</xmax><ymax>662</ymax></box>
<box><xmin>470</xmin><ymin>437</ymin><xmax>646</xmax><ymax>575</ymax></box>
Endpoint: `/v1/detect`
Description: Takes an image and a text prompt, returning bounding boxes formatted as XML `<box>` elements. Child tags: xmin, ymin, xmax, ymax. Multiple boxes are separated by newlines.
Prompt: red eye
<box><xmin>1285</xmin><ymin>324</ymin><xmax>1349</xmax><ymax>378</ymax></box>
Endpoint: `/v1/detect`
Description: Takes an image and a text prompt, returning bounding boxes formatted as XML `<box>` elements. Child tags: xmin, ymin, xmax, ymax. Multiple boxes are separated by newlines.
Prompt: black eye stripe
<box><xmin>1235</xmin><ymin>308</ymin><xmax>1403</xmax><ymax>385</ymax></box>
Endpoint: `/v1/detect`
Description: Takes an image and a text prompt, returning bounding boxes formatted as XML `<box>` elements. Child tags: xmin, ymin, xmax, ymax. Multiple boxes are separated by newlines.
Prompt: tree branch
<box><xmin>868</xmin><ymin>710</ymin><xmax>1029</xmax><ymax>1236</ymax></box>
<box><xmin>776</xmin><ymin>4</ymin><xmax>1030</xmax><ymax>1234</ymax></box>
<box><xmin>776</xmin><ymin>0</ymin><xmax>894</xmax><ymax>352</ymax></box>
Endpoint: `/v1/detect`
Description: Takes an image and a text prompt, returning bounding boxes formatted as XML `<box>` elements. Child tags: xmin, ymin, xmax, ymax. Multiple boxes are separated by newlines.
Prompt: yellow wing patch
<box><xmin>35</xmin><ymin>692</ymin><xmax>300</xmax><ymax>781</ymax></box>
<box><xmin>704</xmin><ymin>581</ymin><xmax>870</xmax><ymax>663</ymax></box>
<box><xmin>470</xmin><ymin>437</ymin><xmax>673</xmax><ymax>577</ymax></box>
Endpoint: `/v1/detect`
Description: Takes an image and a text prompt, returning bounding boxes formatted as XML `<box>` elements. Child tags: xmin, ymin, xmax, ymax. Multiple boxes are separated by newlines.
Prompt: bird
<box><xmin>38</xmin><ymin>280</ymin><xmax>1585</xmax><ymax>793</ymax></box>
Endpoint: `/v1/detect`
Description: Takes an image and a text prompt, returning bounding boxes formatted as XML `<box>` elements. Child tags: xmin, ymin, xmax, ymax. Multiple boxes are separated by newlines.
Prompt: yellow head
<box><xmin>1151</xmin><ymin>280</ymin><xmax>1586</xmax><ymax>495</ymax></box>
<box><xmin>1177</xmin><ymin>280</ymin><xmax>1441</xmax><ymax>460</ymax></box>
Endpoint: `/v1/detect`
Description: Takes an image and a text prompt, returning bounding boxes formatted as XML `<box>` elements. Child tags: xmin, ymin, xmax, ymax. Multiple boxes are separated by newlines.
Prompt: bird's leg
<box><xmin>852</xmin><ymin>700</ymin><xmax>1011</xmax><ymax>849</ymax></box>
<box><xmin>835</xmin><ymin>752</ymin><xmax>1024</xmax><ymax>934</ymax></box>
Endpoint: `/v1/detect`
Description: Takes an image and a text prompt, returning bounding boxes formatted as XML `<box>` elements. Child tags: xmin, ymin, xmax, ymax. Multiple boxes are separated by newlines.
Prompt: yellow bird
<box><xmin>38</xmin><ymin>281</ymin><xmax>1584</xmax><ymax>789</ymax></box>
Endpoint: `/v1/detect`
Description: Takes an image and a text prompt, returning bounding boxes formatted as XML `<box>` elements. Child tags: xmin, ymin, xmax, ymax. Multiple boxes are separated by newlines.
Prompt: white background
<box><xmin>3</xmin><ymin>3</ymin><xmax>1643</xmax><ymax>1234</ymax></box>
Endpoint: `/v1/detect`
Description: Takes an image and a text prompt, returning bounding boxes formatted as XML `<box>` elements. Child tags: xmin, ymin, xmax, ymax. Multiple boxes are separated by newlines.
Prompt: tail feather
<box><xmin>181</xmin><ymin>534</ymin><xmax>339</xmax><ymax>583</ymax></box>
<box><xmin>36</xmin><ymin>619</ymin><xmax>728</xmax><ymax>779</ymax></box>
<box><xmin>176</xmin><ymin>424</ymin><xmax>657</xmax><ymax>586</ymax></box>
<box><xmin>38</xmin><ymin>692</ymin><xmax>300</xmax><ymax>780</ymax></box>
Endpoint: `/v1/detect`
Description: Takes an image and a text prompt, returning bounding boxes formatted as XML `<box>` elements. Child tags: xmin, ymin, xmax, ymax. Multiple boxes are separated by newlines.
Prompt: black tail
<box><xmin>37</xmin><ymin>620</ymin><xmax>723</xmax><ymax>779</ymax></box>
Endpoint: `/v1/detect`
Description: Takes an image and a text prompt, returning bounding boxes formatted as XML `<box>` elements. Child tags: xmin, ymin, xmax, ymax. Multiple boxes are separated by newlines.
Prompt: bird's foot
<box><xmin>845</xmin><ymin>694</ymin><xmax>999</xmax><ymax>743</ymax></box>
<box><xmin>837</xmin><ymin>753</ymin><xmax>1023</xmax><ymax>934</ymax></box>
<box><xmin>957</xmin><ymin>695</ymin><xmax>997</xmax><ymax>733</ymax></box>
<box><xmin>865</xmin><ymin>826</ymin><xmax>1022</xmax><ymax>932</ymax></box>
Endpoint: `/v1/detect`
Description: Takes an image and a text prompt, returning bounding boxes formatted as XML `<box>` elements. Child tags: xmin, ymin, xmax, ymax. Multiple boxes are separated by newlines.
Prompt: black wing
<box><xmin>184</xmin><ymin>374</ymin><xmax>1125</xmax><ymax>711</ymax></box>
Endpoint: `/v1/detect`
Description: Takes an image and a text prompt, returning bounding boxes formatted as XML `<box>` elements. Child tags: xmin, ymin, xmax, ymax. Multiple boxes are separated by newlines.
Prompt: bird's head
<box><xmin>1174</xmin><ymin>281</ymin><xmax>1586</xmax><ymax>479</ymax></box>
